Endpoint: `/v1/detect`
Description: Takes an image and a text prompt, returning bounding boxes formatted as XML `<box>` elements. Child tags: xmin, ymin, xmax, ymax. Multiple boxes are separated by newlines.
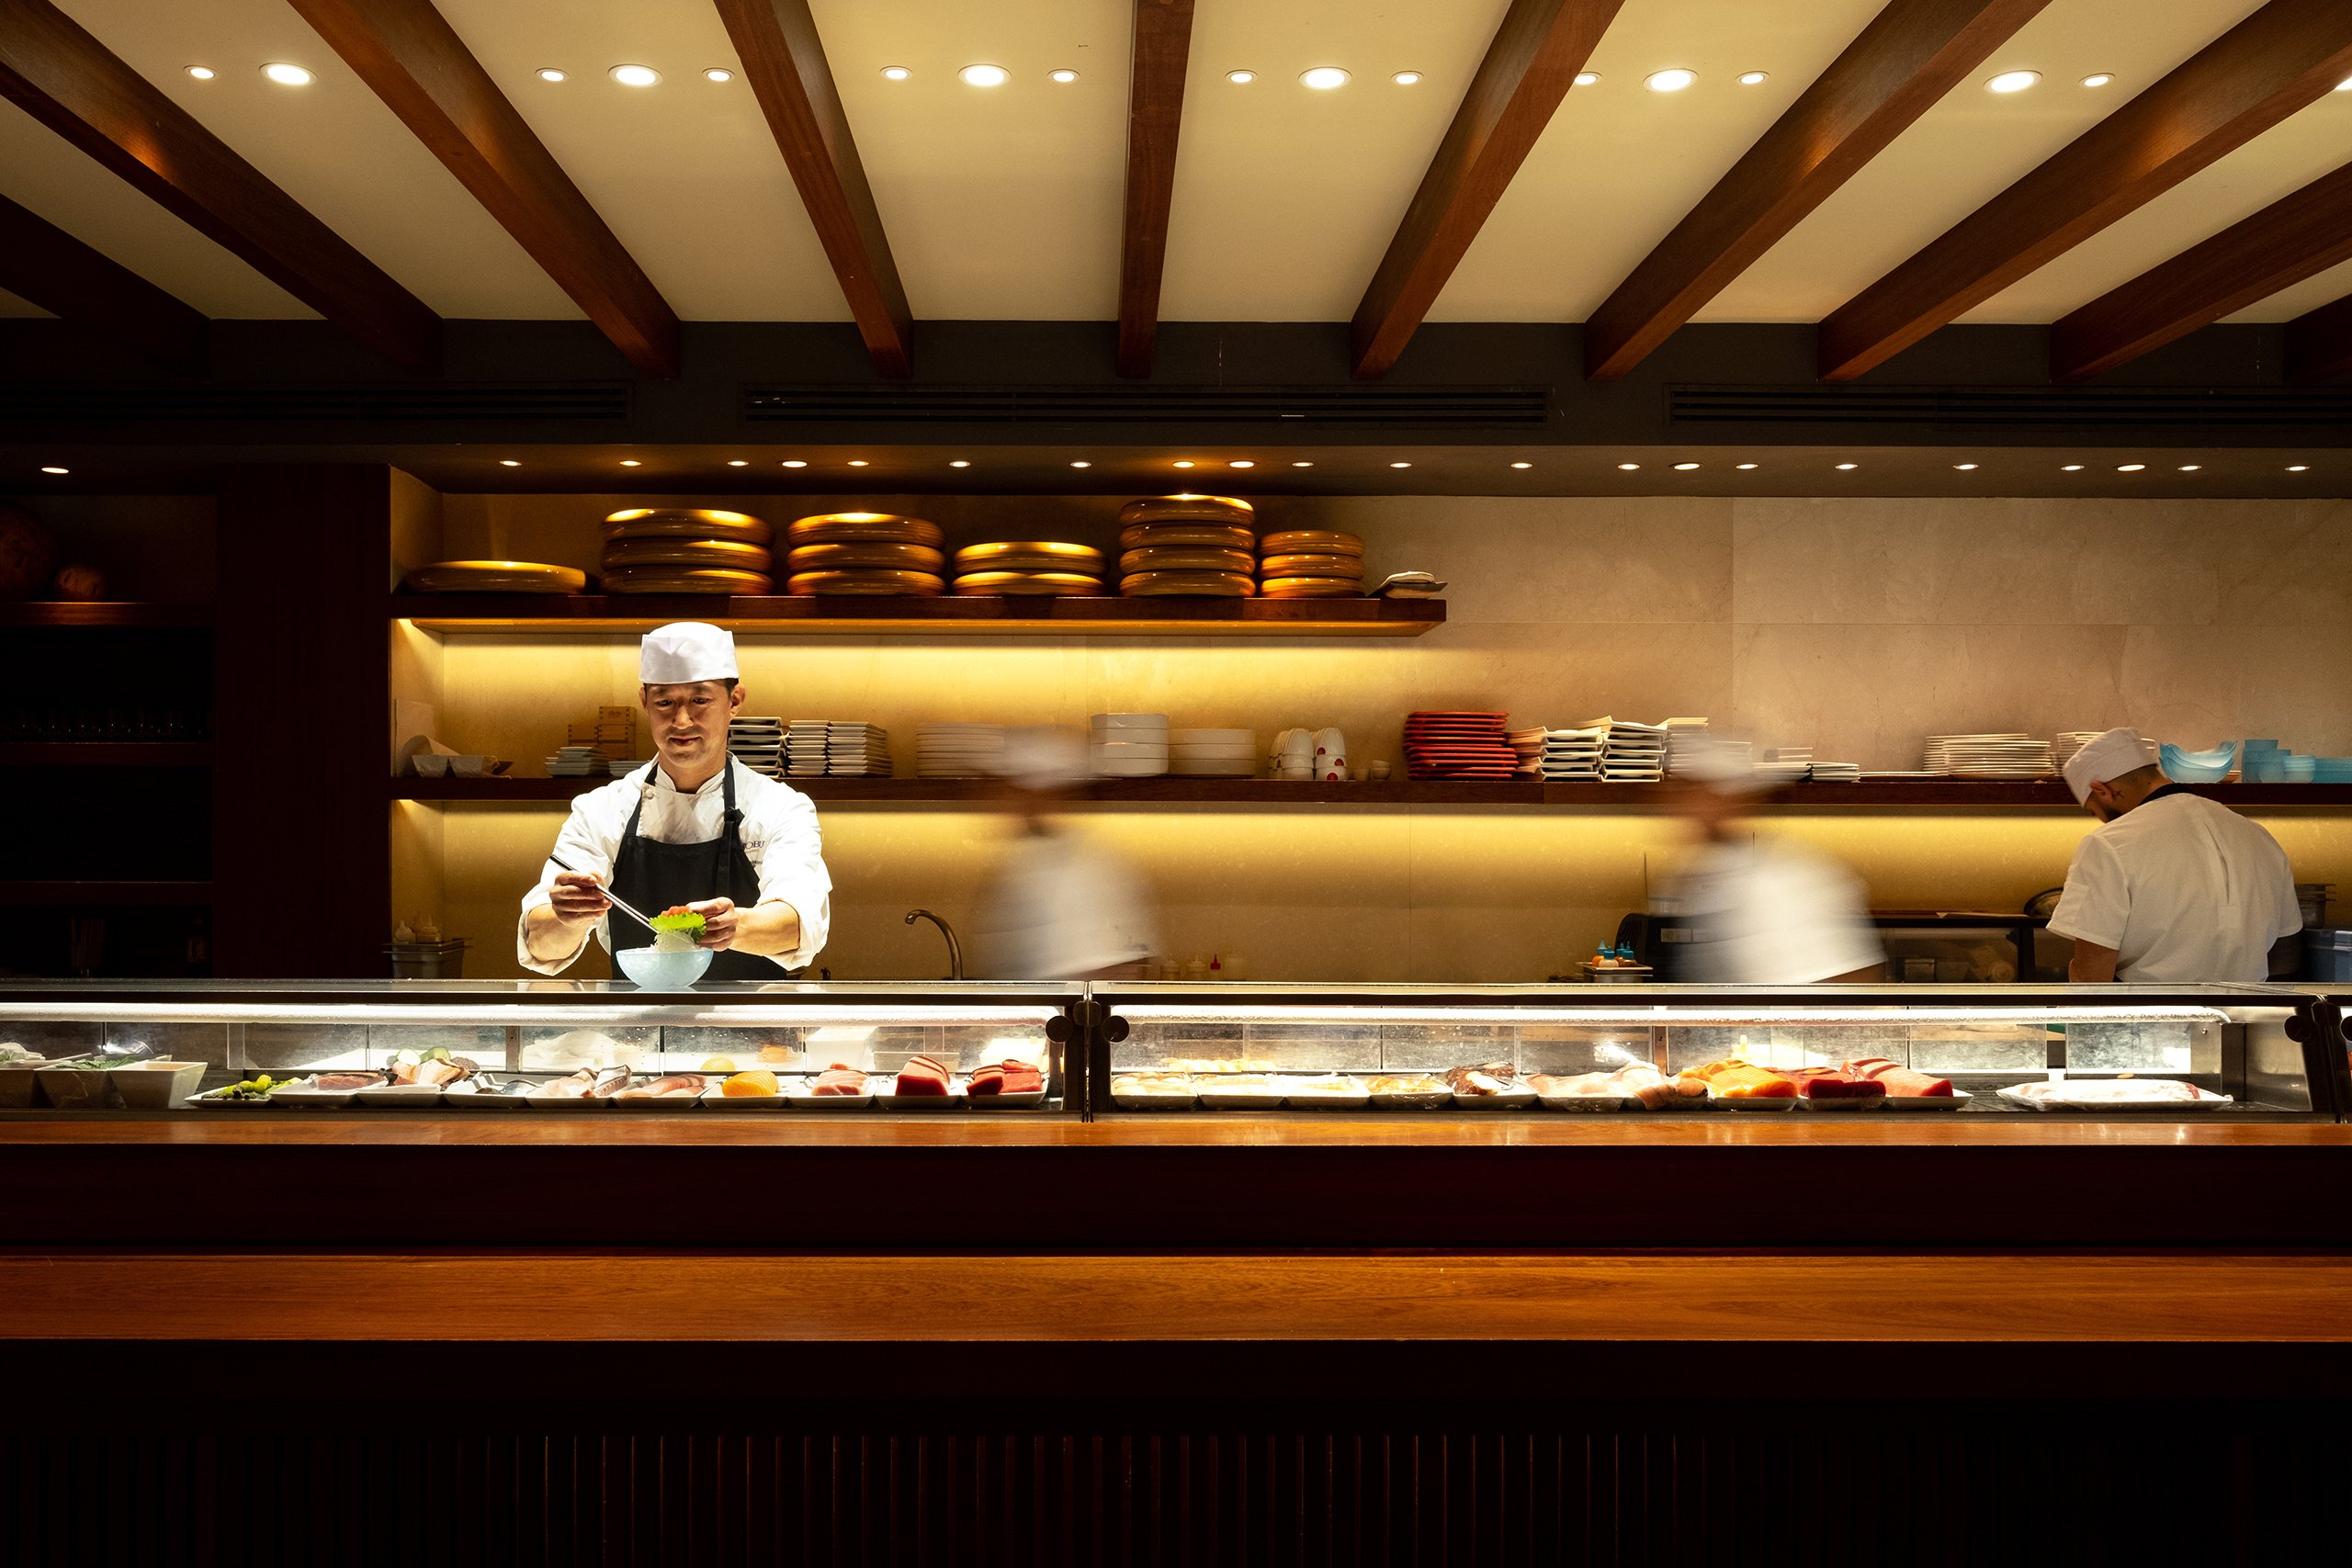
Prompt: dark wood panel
<box><xmin>715</xmin><ymin>0</ymin><xmax>914</xmax><ymax>378</ymax></box>
<box><xmin>1115</xmin><ymin>0</ymin><xmax>1195</xmax><ymax>378</ymax></box>
<box><xmin>0</xmin><ymin>0</ymin><xmax>440</xmax><ymax>373</ymax></box>
<box><xmin>0</xmin><ymin>191</ymin><xmax>208</xmax><ymax>375</ymax></box>
<box><xmin>390</xmin><ymin>592</ymin><xmax>1445</xmax><ymax>635</ymax></box>
<box><xmin>0</xmin><ymin>879</ymin><xmax>211</xmax><ymax>907</ymax></box>
<box><xmin>0</xmin><ymin>741</ymin><xmax>211</xmax><ymax>767</ymax></box>
<box><xmin>1585</xmin><ymin>0</ymin><xmax>2051</xmax><ymax>380</ymax></box>
<box><xmin>287</xmin><ymin>0</ymin><xmax>682</xmax><ymax>378</ymax></box>
<box><xmin>0</xmin><ymin>600</ymin><xmax>210</xmax><ymax>627</ymax></box>
<box><xmin>2286</xmin><ymin>288</ymin><xmax>2352</xmax><ymax>382</ymax></box>
<box><xmin>1818</xmin><ymin>0</ymin><xmax>2352</xmax><ymax>380</ymax></box>
<box><xmin>1351</xmin><ymin>0</ymin><xmax>1623</xmax><ymax>378</ymax></box>
<box><xmin>2053</xmin><ymin>158</ymin><xmax>2352</xmax><ymax>381</ymax></box>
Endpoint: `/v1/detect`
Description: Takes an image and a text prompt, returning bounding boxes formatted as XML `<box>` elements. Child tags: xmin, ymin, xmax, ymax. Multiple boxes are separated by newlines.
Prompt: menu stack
<box><xmin>1257</xmin><ymin>528</ymin><xmax>1364</xmax><ymax>599</ymax></box>
<box><xmin>1594</xmin><ymin>717</ymin><xmax>1668</xmax><ymax>782</ymax></box>
<box><xmin>1538</xmin><ymin>725</ymin><xmax>1607</xmax><ymax>780</ymax></box>
<box><xmin>729</xmin><ymin>716</ymin><xmax>784</xmax><ymax>779</ymax></box>
<box><xmin>785</xmin><ymin>513</ymin><xmax>946</xmax><ymax>596</ymax></box>
<box><xmin>1404</xmin><ymin>711</ymin><xmax>1515</xmax><ymax>780</ymax></box>
<box><xmin>950</xmin><ymin>541</ymin><xmax>1105</xmax><ymax>596</ymax></box>
<box><xmin>1117</xmin><ymin>496</ymin><xmax>1257</xmax><ymax>596</ymax></box>
<box><xmin>1923</xmin><ymin>734</ymin><xmax>2055</xmax><ymax>778</ymax></box>
<box><xmin>602</xmin><ymin>509</ymin><xmax>775</xmax><ymax>595</ymax></box>
<box><xmin>827</xmin><ymin>723</ymin><xmax>892</xmax><ymax>777</ymax></box>
<box><xmin>918</xmin><ymin>723</ymin><xmax>1007</xmax><ymax>778</ymax></box>
<box><xmin>786</xmin><ymin>719</ymin><xmax>830</xmax><ymax>777</ymax></box>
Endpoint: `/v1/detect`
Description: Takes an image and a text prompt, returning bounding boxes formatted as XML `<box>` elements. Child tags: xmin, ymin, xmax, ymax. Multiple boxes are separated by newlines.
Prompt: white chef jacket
<box><xmin>2048</xmin><ymin>791</ymin><xmax>2300</xmax><ymax>982</ymax></box>
<box><xmin>516</xmin><ymin>757</ymin><xmax>831</xmax><ymax>976</ymax></box>
<box><xmin>974</xmin><ymin>826</ymin><xmax>1158</xmax><ymax>980</ymax></box>
<box><xmin>1671</xmin><ymin>837</ymin><xmax>1884</xmax><ymax>985</ymax></box>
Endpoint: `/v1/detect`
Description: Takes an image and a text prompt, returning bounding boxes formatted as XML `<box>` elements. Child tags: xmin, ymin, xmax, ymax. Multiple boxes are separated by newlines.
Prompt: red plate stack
<box><xmin>1403</xmin><ymin>710</ymin><xmax>1515</xmax><ymax>779</ymax></box>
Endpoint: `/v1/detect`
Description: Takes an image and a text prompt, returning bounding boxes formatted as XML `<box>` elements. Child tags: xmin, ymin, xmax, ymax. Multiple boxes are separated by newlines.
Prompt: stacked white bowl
<box><xmin>1090</xmin><ymin>712</ymin><xmax>1170</xmax><ymax>776</ymax></box>
<box><xmin>1168</xmin><ymin>728</ymin><xmax>1257</xmax><ymax>777</ymax></box>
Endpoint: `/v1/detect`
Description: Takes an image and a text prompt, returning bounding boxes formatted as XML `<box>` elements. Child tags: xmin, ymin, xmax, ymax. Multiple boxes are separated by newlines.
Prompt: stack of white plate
<box><xmin>918</xmin><ymin>722</ymin><xmax>1007</xmax><ymax>778</ymax></box>
<box><xmin>828</xmin><ymin>722</ymin><xmax>892</xmax><ymax>777</ymax></box>
<box><xmin>1758</xmin><ymin>745</ymin><xmax>1812</xmax><ymax>784</ymax></box>
<box><xmin>1091</xmin><ymin>712</ymin><xmax>1169</xmax><ymax>777</ymax></box>
<box><xmin>729</xmin><ymin>716</ymin><xmax>784</xmax><ymax>779</ymax></box>
<box><xmin>1540</xmin><ymin>725</ymin><xmax>1607</xmax><ymax>780</ymax></box>
<box><xmin>2052</xmin><ymin>731</ymin><xmax>2104</xmax><ymax>770</ymax></box>
<box><xmin>546</xmin><ymin>744</ymin><xmax>600</xmax><ymax>778</ymax></box>
<box><xmin>1923</xmin><ymin>733</ymin><xmax>2055</xmax><ymax>778</ymax></box>
<box><xmin>1593</xmin><ymin>716</ymin><xmax>1668</xmax><ymax>782</ymax></box>
<box><xmin>1168</xmin><ymin>727</ymin><xmax>1255</xmax><ymax>777</ymax></box>
<box><xmin>1808</xmin><ymin>761</ymin><xmax>1861</xmax><ymax>783</ymax></box>
<box><xmin>786</xmin><ymin>719</ymin><xmax>830</xmax><ymax>777</ymax></box>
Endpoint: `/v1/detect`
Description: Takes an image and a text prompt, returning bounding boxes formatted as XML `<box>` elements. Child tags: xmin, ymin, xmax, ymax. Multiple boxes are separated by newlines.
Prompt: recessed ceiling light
<box><xmin>703</xmin><ymin>68</ymin><xmax>732</xmax><ymax>84</ymax></box>
<box><xmin>40</xmin><ymin>466</ymin><xmax>67</xmax><ymax>475</ymax></box>
<box><xmin>881</xmin><ymin>66</ymin><xmax>910</xmax><ymax>81</ymax></box>
<box><xmin>1617</xmin><ymin>462</ymin><xmax>1640</xmax><ymax>471</ymax></box>
<box><xmin>781</xmin><ymin>459</ymin><xmax>807</xmax><ymax>468</ymax></box>
<box><xmin>263</xmin><ymin>62</ymin><xmax>314</xmax><ymax>85</ymax></box>
<box><xmin>619</xmin><ymin>458</ymin><xmax>641</xmax><ymax>467</ymax></box>
<box><xmin>498</xmin><ymin>459</ymin><xmax>521</xmax><ymax>468</ymax></box>
<box><xmin>610</xmin><ymin>64</ymin><xmax>660</xmax><ymax>87</ymax></box>
<box><xmin>1392</xmin><ymin>71</ymin><xmax>1422</xmax><ymax>86</ymax></box>
<box><xmin>1226</xmin><ymin>70</ymin><xmax>1256</xmax><ymax>85</ymax></box>
<box><xmin>848</xmin><ymin>459</ymin><xmax>869</xmax><ymax>467</ymax></box>
<box><xmin>1291</xmin><ymin>461</ymin><xmax>1313</xmax><ymax>468</ymax></box>
<box><xmin>1172</xmin><ymin>460</ymin><xmax>1195</xmax><ymax>468</ymax></box>
<box><xmin>1389</xmin><ymin>461</ymin><xmax>1411</xmax><ymax>468</ymax></box>
<box><xmin>726</xmin><ymin>459</ymin><xmax>748</xmax><ymax>467</ymax></box>
<box><xmin>1985</xmin><ymin>70</ymin><xmax>2040</xmax><ymax>94</ymax></box>
<box><xmin>949</xmin><ymin>459</ymin><xmax>971</xmax><ymax>468</ymax></box>
<box><xmin>536</xmin><ymin>67</ymin><xmax>566</xmax><ymax>83</ymax></box>
<box><xmin>1673</xmin><ymin>461</ymin><xmax>1701</xmax><ymax>470</ymax></box>
<box><xmin>186</xmin><ymin>66</ymin><xmax>215</xmax><ymax>81</ymax></box>
<box><xmin>2080</xmin><ymin>73</ymin><xmax>2114</xmax><ymax>87</ymax></box>
<box><xmin>1573</xmin><ymin>72</ymin><xmax>1600</xmax><ymax>86</ymax></box>
<box><xmin>2117</xmin><ymin>463</ymin><xmax>2145</xmax><ymax>472</ymax></box>
<box><xmin>1835</xmin><ymin>462</ymin><xmax>1859</xmax><ymax>470</ymax></box>
<box><xmin>1736</xmin><ymin>462</ymin><xmax>1758</xmax><ymax>469</ymax></box>
<box><xmin>2288</xmin><ymin>464</ymin><xmax>2311</xmax><ymax>471</ymax></box>
<box><xmin>1736</xmin><ymin>71</ymin><xmax>1769</xmax><ymax>86</ymax></box>
<box><xmin>1645</xmin><ymin>69</ymin><xmax>1696</xmax><ymax>93</ymax></box>
<box><xmin>959</xmin><ymin>63</ymin><xmax>1009</xmax><ymax>87</ymax></box>
<box><xmin>1070</xmin><ymin>460</ymin><xmax>1091</xmax><ymax>468</ymax></box>
<box><xmin>1228</xmin><ymin>459</ymin><xmax>1254</xmax><ymax>468</ymax></box>
<box><xmin>2177</xmin><ymin>464</ymin><xmax>2200</xmax><ymax>472</ymax></box>
<box><xmin>1301</xmin><ymin>66</ymin><xmax>1351</xmax><ymax>90</ymax></box>
<box><xmin>2063</xmin><ymin>463</ymin><xmax>2085</xmax><ymax>471</ymax></box>
<box><xmin>1049</xmin><ymin>69</ymin><xmax>1079</xmax><ymax>84</ymax></box>
<box><xmin>1510</xmin><ymin>461</ymin><xmax>1532</xmax><ymax>469</ymax></box>
<box><xmin>1953</xmin><ymin>462</ymin><xmax>1978</xmax><ymax>470</ymax></box>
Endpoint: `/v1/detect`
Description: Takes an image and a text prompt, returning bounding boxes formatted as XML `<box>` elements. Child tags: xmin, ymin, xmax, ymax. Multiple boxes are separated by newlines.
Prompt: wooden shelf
<box><xmin>0</xmin><ymin>742</ymin><xmax>212</xmax><ymax>767</ymax></box>
<box><xmin>0</xmin><ymin>603</ymin><xmax>211</xmax><ymax>628</ymax></box>
<box><xmin>390</xmin><ymin>593</ymin><xmax>1444</xmax><ymax>637</ymax></box>
<box><xmin>390</xmin><ymin>777</ymin><xmax>2352</xmax><ymax>808</ymax></box>
<box><xmin>0</xmin><ymin>881</ymin><xmax>214</xmax><ymax>908</ymax></box>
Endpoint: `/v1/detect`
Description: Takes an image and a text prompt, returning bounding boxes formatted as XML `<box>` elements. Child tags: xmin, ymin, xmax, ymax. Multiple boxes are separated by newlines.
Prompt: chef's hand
<box><xmin>548</xmin><ymin>871</ymin><xmax>613</xmax><ymax>929</ymax></box>
<box><xmin>688</xmin><ymin>897</ymin><xmax>739</xmax><ymax>951</ymax></box>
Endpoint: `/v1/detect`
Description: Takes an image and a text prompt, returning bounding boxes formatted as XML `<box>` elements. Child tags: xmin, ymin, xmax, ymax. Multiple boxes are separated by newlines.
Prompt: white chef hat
<box><xmin>2062</xmin><ymin>727</ymin><xmax>2158</xmax><ymax>803</ymax></box>
<box><xmin>992</xmin><ymin>726</ymin><xmax>1088</xmax><ymax>792</ymax></box>
<box><xmin>639</xmin><ymin>622</ymin><xmax>738</xmax><ymax>684</ymax></box>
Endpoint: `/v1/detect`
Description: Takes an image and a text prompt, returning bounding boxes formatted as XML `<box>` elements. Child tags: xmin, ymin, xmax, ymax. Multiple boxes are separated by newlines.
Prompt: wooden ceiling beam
<box><xmin>715</xmin><ymin>0</ymin><xmax>912</xmax><ymax>378</ymax></box>
<box><xmin>0</xmin><ymin>0</ymin><xmax>439</xmax><ymax>373</ymax></box>
<box><xmin>1351</xmin><ymin>0</ymin><xmax>1623</xmax><ymax>380</ymax></box>
<box><xmin>2285</xmin><ymin>290</ymin><xmax>2352</xmax><ymax>382</ymax></box>
<box><xmin>1585</xmin><ymin>0</ymin><xmax>2051</xmax><ymax>382</ymax></box>
<box><xmin>1115</xmin><ymin>0</ymin><xmax>1194</xmax><ymax>379</ymax></box>
<box><xmin>0</xmin><ymin>193</ymin><xmax>209</xmax><ymax>375</ymax></box>
<box><xmin>1818</xmin><ymin>0</ymin><xmax>2352</xmax><ymax>382</ymax></box>
<box><xmin>2052</xmin><ymin>161</ymin><xmax>2352</xmax><ymax>382</ymax></box>
<box><xmin>287</xmin><ymin>0</ymin><xmax>681</xmax><ymax>378</ymax></box>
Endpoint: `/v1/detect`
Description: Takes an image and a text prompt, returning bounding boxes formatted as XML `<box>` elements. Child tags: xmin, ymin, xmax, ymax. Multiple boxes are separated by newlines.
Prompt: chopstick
<box><xmin>548</xmin><ymin>854</ymin><xmax>661</xmax><ymax>932</ymax></box>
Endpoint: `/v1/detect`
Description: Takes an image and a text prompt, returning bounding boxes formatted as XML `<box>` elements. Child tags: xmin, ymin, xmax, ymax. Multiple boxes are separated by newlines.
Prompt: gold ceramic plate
<box><xmin>1117</xmin><ymin>522</ymin><xmax>1256</xmax><ymax>552</ymax></box>
<box><xmin>402</xmin><ymin>560</ymin><xmax>588</xmax><ymax>594</ymax></box>
<box><xmin>602</xmin><ymin>509</ymin><xmax>773</xmax><ymax>545</ymax></box>
<box><xmin>950</xmin><ymin>570</ymin><xmax>1105</xmax><ymax>596</ymax></box>
<box><xmin>1257</xmin><ymin>551</ymin><xmax>1364</xmax><ymax>579</ymax></box>
<box><xmin>953</xmin><ymin>540</ymin><xmax>1105</xmax><ymax>570</ymax></box>
<box><xmin>1258</xmin><ymin>529</ymin><xmax>1363</xmax><ymax>557</ymax></box>
<box><xmin>1118</xmin><ymin>546</ymin><xmax>1255</xmax><ymax>575</ymax></box>
<box><xmin>1119</xmin><ymin>570</ymin><xmax>1256</xmax><ymax>597</ymax></box>
<box><xmin>786</xmin><ymin>513</ymin><xmax>945</xmax><ymax>547</ymax></box>
<box><xmin>786</xmin><ymin>541</ymin><xmax>948</xmax><ymax>571</ymax></box>
<box><xmin>1115</xmin><ymin>495</ymin><xmax>1254</xmax><ymax>527</ymax></box>
<box><xmin>603</xmin><ymin>566</ymin><xmax>775</xmax><ymax>595</ymax></box>
<box><xmin>787</xmin><ymin>569</ymin><xmax>946</xmax><ymax>596</ymax></box>
<box><xmin>602</xmin><ymin>537</ymin><xmax>775</xmax><ymax>572</ymax></box>
<box><xmin>1258</xmin><ymin>576</ymin><xmax>1365</xmax><ymax>598</ymax></box>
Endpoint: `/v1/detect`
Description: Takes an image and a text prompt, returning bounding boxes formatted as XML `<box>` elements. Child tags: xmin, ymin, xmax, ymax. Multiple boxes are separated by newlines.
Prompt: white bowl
<box><xmin>616</xmin><ymin>946</ymin><xmax>714</xmax><ymax>989</ymax></box>
<box><xmin>1170</xmin><ymin>728</ymin><xmax>1253</xmax><ymax>746</ymax></box>
<box><xmin>109</xmin><ymin>1061</ymin><xmax>206</xmax><ymax>1109</ymax></box>
<box><xmin>1170</xmin><ymin>743</ymin><xmax>1258</xmax><ymax>760</ymax></box>
<box><xmin>450</xmin><ymin>754</ymin><xmax>489</xmax><ymax>778</ymax></box>
<box><xmin>1091</xmin><ymin>713</ymin><xmax>1169</xmax><ymax>730</ymax></box>
<box><xmin>1170</xmin><ymin>758</ymin><xmax>1257</xmax><ymax>775</ymax></box>
<box><xmin>412</xmin><ymin>754</ymin><xmax>450</xmax><ymax>778</ymax></box>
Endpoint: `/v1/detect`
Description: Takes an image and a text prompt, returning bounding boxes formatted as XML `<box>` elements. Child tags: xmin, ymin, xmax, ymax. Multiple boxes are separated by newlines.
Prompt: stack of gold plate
<box><xmin>1257</xmin><ymin>528</ymin><xmax>1365</xmax><ymax>598</ymax></box>
<box><xmin>785</xmin><ymin>513</ymin><xmax>946</xmax><ymax>595</ymax></box>
<box><xmin>601</xmin><ymin>508</ymin><xmax>775</xmax><ymax>595</ymax></box>
<box><xmin>1115</xmin><ymin>495</ymin><xmax>1256</xmax><ymax>596</ymax></box>
<box><xmin>402</xmin><ymin>560</ymin><xmax>587</xmax><ymax>594</ymax></box>
<box><xmin>949</xmin><ymin>540</ymin><xmax>1106</xmax><ymax>596</ymax></box>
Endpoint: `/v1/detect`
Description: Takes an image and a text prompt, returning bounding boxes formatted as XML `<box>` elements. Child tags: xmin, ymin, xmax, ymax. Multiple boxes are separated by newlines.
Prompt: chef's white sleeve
<box><xmin>2047</xmin><ymin>835</ymin><xmax>2128</xmax><ymax>951</ymax></box>
<box><xmin>752</xmin><ymin>788</ymin><xmax>832</xmax><ymax>970</ymax></box>
<box><xmin>514</xmin><ymin>794</ymin><xmax>622</xmax><ymax>976</ymax></box>
<box><xmin>2265</xmin><ymin>840</ymin><xmax>2304</xmax><ymax>942</ymax></box>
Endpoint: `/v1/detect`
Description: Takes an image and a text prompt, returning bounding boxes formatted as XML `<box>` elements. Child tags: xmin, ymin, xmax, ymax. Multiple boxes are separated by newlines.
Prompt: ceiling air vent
<box><xmin>0</xmin><ymin>383</ymin><xmax>630</xmax><ymax>423</ymax></box>
<box><xmin>744</xmin><ymin>384</ymin><xmax>1550</xmax><ymax>426</ymax></box>
<box><xmin>1669</xmin><ymin>384</ymin><xmax>2352</xmax><ymax>431</ymax></box>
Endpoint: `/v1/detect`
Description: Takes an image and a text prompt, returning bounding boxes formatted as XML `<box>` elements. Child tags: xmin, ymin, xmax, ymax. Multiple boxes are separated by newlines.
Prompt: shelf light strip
<box><xmin>1111</xmin><ymin>1006</ymin><xmax>2233</xmax><ymax>1027</ymax></box>
<box><xmin>0</xmin><ymin>1003</ymin><xmax>1065</xmax><ymax>1029</ymax></box>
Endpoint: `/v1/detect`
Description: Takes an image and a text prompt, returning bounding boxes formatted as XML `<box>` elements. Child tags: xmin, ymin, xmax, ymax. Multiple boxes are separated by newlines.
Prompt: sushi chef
<box><xmin>519</xmin><ymin>621</ymin><xmax>831</xmax><ymax>976</ymax></box>
<box><xmin>2049</xmin><ymin>728</ymin><xmax>2300</xmax><ymax>982</ymax></box>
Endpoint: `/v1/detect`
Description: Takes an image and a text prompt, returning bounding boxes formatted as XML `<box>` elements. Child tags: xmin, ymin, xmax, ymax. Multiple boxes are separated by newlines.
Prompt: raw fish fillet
<box><xmin>967</xmin><ymin>1059</ymin><xmax>1044</xmax><ymax>1097</ymax></box>
<box><xmin>894</xmin><ymin>1055</ymin><xmax>952</xmax><ymax>1096</ymax></box>
<box><xmin>811</xmin><ymin>1064</ymin><xmax>867</xmax><ymax>1096</ymax></box>
<box><xmin>1845</xmin><ymin>1056</ymin><xmax>1952</xmax><ymax>1097</ymax></box>
<box><xmin>1787</xmin><ymin>1066</ymin><xmax>1887</xmax><ymax>1101</ymax></box>
<box><xmin>1678</xmin><ymin>1059</ymin><xmax>1797</xmax><ymax>1099</ymax></box>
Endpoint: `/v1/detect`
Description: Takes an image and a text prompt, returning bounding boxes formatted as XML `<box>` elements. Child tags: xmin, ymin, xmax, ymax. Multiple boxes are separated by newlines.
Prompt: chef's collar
<box><xmin>650</xmin><ymin>756</ymin><xmax>737</xmax><ymax>796</ymax></box>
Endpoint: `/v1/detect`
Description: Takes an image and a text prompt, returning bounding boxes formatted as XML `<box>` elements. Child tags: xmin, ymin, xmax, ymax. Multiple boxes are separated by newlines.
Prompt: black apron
<box><xmin>607</xmin><ymin>760</ymin><xmax>775</xmax><ymax>981</ymax></box>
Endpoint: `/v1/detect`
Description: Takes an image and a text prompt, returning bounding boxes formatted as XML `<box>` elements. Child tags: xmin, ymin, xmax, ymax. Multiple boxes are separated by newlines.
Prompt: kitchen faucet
<box><xmin>903</xmin><ymin>908</ymin><xmax>964</xmax><ymax>980</ymax></box>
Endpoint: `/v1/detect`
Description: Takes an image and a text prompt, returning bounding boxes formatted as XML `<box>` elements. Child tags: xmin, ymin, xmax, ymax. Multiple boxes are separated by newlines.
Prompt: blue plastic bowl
<box><xmin>2159</xmin><ymin>741</ymin><xmax>2234</xmax><ymax>783</ymax></box>
<box><xmin>616</xmin><ymin>945</ymin><xmax>713</xmax><ymax>990</ymax></box>
<box><xmin>2281</xmin><ymin>754</ymin><xmax>2317</xmax><ymax>783</ymax></box>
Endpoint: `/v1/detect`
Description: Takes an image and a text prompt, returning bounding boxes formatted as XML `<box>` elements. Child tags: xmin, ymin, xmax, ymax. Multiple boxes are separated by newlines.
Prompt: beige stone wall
<box><xmin>404</xmin><ymin>492</ymin><xmax>2352</xmax><ymax>981</ymax></box>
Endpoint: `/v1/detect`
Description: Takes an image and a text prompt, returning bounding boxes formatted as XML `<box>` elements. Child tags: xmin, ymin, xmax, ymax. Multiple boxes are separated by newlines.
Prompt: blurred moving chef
<box><xmin>1664</xmin><ymin>739</ymin><xmax>1884</xmax><ymax>984</ymax></box>
<box><xmin>2049</xmin><ymin>728</ymin><xmax>2299</xmax><ymax>982</ymax></box>
<box><xmin>520</xmin><ymin>622</ymin><xmax>831</xmax><ymax>977</ymax></box>
<box><xmin>972</xmin><ymin>728</ymin><xmax>1159</xmax><ymax>980</ymax></box>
